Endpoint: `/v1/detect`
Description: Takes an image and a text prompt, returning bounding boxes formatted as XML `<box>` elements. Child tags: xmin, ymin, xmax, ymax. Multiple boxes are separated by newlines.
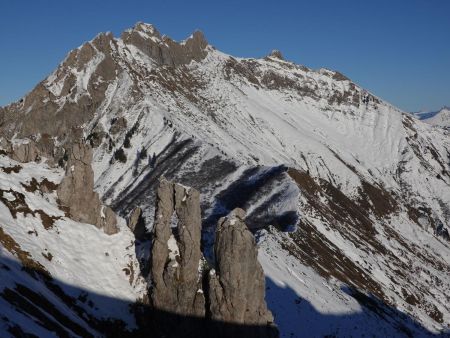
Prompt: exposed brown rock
<box><xmin>148</xmin><ymin>180</ymin><xmax>278</xmax><ymax>338</ymax></box>
<box><xmin>127</xmin><ymin>206</ymin><xmax>146</xmax><ymax>240</ymax></box>
<box><xmin>121</xmin><ymin>23</ymin><xmax>208</xmax><ymax>67</ymax></box>
<box><xmin>268</xmin><ymin>49</ymin><xmax>284</xmax><ymax>60</ymax></box>
<box><xmin>0</xmin><ymin>33</ymin><xmax>119</xmax><ymax>145</ymax></box>
<box><xmin>10</xmin><ymin>141</ymin><xmax>40</xmax><ymax>163</ymax></box>
<box><xmin>109</xmin><ymin>117</ymin><xmax>127</xmax><ymax>135</ymax></box>
<box><xmin>128</xmin><ymin>207</ymin><xmax>141</xmax><ymax>231</ymax></box>
<box><xmin>0</xmin><ymin>137</ymin><xmax>10</xmax><ymax>153</ymax></box>
<box><xmin>0</xmin><ymin>137</ymin><xmax>58</xmax><ymax>165</ymax></box>
<box><xmin>208</xmin><ymin>208</ymin><xmax>277</xmax><ymax>338</ymax></box>
<box><xmin>150</xmin><ymin>178</ymin><xmax>205</xmax><ymax>316</ymax></box>
<box><xmin>223</xmin><ymin>57</ymin><xmax>261</xmax><ymax>86</ymax></box>
<box><xmin>1</xmin><ymin>165</ymin><xmax>22</xmax><ymax>174</ymax></box>
<box><xmin>149</xmin><ymin>178</ymin><xmax>204</xmax><ymax>337</ymax></box>
<box><xmin>35</xmin><ymin>134</ymin><xmax>57</xmax><ymax>162</ymax></box>
<box><xmin>0</xmin><ymin>227</ymin><xmax>50</xmax><ymax>277</ymax></box>
<box><xmin>57</xmin><ymin>141</ymin><xmax>118</xmax><ymax>234</ymax></box>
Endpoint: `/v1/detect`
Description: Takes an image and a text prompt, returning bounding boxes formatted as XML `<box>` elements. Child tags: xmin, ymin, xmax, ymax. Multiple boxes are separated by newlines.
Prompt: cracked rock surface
<box><xmin>208</xmin><ymin>208</ymin><xmax>277</xmax><ymax>338</ymax></box>
<box><xmin>57</xmin><ymin>141</ymin><xmax>118</xmax><ymax>234</ymax></box>
<box><xmin>148</xmin><ymin>179</ymin><xmax>278</xmax><ymax>338</ymax></box>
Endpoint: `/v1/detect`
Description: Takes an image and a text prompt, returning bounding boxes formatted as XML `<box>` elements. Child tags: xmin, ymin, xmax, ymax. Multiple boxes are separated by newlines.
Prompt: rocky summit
<box><xmin>0</xmin><ymin>22</ymin><xmax>449</xmax><ymax>337</ymax></box>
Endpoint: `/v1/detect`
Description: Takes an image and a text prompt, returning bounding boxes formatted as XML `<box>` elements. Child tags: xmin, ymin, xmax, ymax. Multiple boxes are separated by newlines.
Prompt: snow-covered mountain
<box><xmin>423</xmin><ymin>107</ymin><xmax>450</xmax><ymax>129</ymax></box>
<box><xmin>1</xmin><ymin>22</ymin><xmax>450</xmax><ymax>337</ymax></box>
<box><xmin>412</xmin><ymin>107</ymin><xmax>450</xmax><ymax>129</ymax></box>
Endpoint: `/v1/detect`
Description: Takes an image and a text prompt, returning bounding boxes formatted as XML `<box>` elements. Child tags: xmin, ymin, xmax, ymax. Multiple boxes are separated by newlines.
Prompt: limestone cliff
<box><xmin>148</xmin><ymin>178</ymin><xmax>278</xmax><ymax>338</ymax></box>
<box><xmin>57</xmin><ymin>141</ymin><xmax>119</xmax><ymax>234</ymax></box>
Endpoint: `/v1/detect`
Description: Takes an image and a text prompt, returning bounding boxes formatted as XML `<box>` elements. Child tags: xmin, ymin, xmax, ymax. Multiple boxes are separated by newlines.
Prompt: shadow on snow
<box><xmin>0</xmin><ymin>255</ymin><xmax>448</xmax><ymax>338</ymax></box>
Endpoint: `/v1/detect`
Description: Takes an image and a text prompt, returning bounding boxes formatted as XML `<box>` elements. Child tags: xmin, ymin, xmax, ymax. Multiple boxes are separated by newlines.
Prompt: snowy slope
<box><xmin>1</xmin><ymin>22</ymin><xmax>450</xmax><ymax>337</ymax></box>
<box><xmin>0</xmin><ymin>154</ymin><xmax>146</xmax><ymax>337</ymax></box>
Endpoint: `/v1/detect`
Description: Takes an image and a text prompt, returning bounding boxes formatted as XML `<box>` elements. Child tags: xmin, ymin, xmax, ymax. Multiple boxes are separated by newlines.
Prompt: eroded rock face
<box><xmin>121</xmin><ymin>22</ymin><xmax>208</xmax><ymax>67</ymax></box>
<box><xmin>127</xmin><ymin>206</ymin><xmax>146</xmax><ymax>240</ymax></box>
<box><xmin>148</xmin><ymin>179</ymin><xmax>278</xmax><ymax>338</ymax></box>
<box><xmin>57</xmin><ymin>141</ymin><xmax>118</xmax><ymax>234</ymax></box>
<box><xmin>149</xmin><ymin>178</ymin><xmax>204</xmax><ymax>337</ymax></box>
<box><xmin>150</xmin><ymin>178</ymin><xmax>205</xmax><ymax>316</ymax></box>
<box><xmin>0</xmin><ymin>32</ymin><xmax>119</xmax><ymax>144</ymax></box>
<box><xmin>0</xmin><ymin>137</ymin><xmax>58</xmax><ymax>165</ymax></box>
<box><xmin>10</xmin><ymin>141</ymin><xmax>40</xmax><ymax>163</ymax></box>
<box><xmin>109</xmin><ymin>116</ymin><xmax>127</xmax><ymax>135</ymax></box>
<box><xmin>208</xmin><ymin>208</ymin><xmax>277</xmax><ymax>338</ymax></box>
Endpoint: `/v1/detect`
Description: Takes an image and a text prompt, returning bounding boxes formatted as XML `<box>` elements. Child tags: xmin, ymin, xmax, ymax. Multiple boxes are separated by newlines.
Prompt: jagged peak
<box><xmin>92</xmin><ymin>31</ymin><xmax>114</xmax><ymax>42</ymax></box>
<box><xmin>120</xmin><ymin>22</ymin><xmax>209</xmax><ymax>66</ymax></box>
<box><xmin>181</xmin><ymin>30</ymin><xmax>208</xmax><ymax>45</ymax></box>
<box><xmin>122</xmin><ymin>22</ymin><xmax>208</xmax><ymax>48</ymax></box>
<box><xmin>131</xmin><ymin>21</ymin><xmax>162</xmax><ymax>39</ymax></box>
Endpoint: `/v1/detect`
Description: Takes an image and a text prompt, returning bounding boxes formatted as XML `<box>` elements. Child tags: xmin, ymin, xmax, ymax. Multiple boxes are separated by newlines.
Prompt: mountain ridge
<box><xmin>1</xmin><ymin>22</ymin><xmax>449</xmax><ymax>337</ymax></box>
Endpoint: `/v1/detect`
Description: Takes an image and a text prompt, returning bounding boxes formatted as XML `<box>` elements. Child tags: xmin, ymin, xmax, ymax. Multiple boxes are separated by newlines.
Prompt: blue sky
<box><xmin>0</xmin><ymin>0</ymin><xmax>449</xmax><ymax>112</ymax></box>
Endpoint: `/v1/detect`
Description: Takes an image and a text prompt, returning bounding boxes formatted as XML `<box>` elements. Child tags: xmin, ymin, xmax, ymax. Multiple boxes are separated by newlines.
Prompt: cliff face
<box><xmin>208</xmin><ymin>208</ymin><xmax>273</xmax><ymax>323</ymax></box>
<box><xmin>149</xmin><ymin>179</ymin><xmax>205</xmax><ymax>319</ymax></box>
<box><xmin>57</xmin><ymin>142</ymin><xmax>119</xmax><ymax>234</ymax></box>
<box><xmin>121</xmin><ymin>23</ymin><xmax>208</xmax><ymax>67</ymax></box>
<box><xmin>208</xmin><ymin>208</ymin><xmax>276</xmax><ymax>338</ymax></box>
<box><xmin>148</xmin><ymin>179</ymin><xmax>278</xmax><ymax>338</ymax></box>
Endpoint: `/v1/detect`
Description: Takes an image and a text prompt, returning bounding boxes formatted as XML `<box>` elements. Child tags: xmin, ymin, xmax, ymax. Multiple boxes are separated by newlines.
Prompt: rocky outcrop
<box><xmin>9</xmin><ymin>141</ymin><xmax>40</xmax><ymax>163</ymax></box>
<box><xmin>127</xmin><ymin>207</ymin><xmax>146</xmax><ymax>240</ymax></box>
<box><xmin>121</xmin><ymin>22</ymin><xmax>208</xmax><ymax>67</ymax></box>
<box><xmin>0</xmin><ymin>136</ymin><xmax>65</xmax><ymax>170</ymax></box>
<box><xmin>148</xmin><ymin>179</ymin><xmax>278</xmax><ymax>338</ymax></box>
<box><xmin>268</xmin><ymin>49</ymin><xmax>284</xmax><ymax>60</ymax></box>
<box><xmin>0</xmin><ymin>137</ymin><xmax>58</xmax><ymax>165</ymax></box>
<box><xmin>149</xmin><ymin>178</ymin><xmax>205</xmax><ymax>337</ymax></box>
<box><xmin>57</xmin><ymin>141</ymin><xmax>118</xmax><ymax>234</ymax></box>
<box><xmin>208</xmin><ymin>208</ymin><xmax>277</xmax><ymax>338</ymax></box>
<box><xmin>150</xmin><ymin>178</ymin><xmax>205</xmax><ymax>315</ymax></box>
<box><xmin>109</xmin><ymin>116</ymin><xmax>127</xmax><ymax>135</ymax></box>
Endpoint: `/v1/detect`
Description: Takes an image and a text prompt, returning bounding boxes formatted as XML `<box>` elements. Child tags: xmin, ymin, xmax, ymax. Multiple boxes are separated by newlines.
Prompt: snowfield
<box><xmin>0</xmin><ymin>155</ymin><xmax>146</xmax><ymax>337</ymax></box>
